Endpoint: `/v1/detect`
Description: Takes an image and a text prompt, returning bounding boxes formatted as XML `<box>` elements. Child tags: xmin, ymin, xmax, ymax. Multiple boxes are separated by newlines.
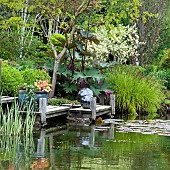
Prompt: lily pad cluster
<box><xmin>115</xmin><ymin>119</ymin><xmax>170</xmax><ymax>136</ymax></box>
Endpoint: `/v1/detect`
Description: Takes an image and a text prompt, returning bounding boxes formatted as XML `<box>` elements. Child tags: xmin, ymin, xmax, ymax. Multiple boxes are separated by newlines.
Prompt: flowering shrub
<box><xmin>88</xmin><ymin>24</ymin><xmax>144</xmax><ymax>64</ymax></box>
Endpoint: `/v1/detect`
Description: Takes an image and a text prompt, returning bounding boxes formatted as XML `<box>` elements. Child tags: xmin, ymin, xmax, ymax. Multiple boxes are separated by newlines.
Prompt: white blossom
<box><xmin>88</xmin><ymin>24</ymin><xmax>143</xmax><ymax>64</ymax></box>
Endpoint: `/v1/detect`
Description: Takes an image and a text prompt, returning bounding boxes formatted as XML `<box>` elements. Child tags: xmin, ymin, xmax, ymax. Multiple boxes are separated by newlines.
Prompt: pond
<box><xmin>0</xmin><ymin>119</ymin><xmax>170</xmax><ymax>170</ymax></box>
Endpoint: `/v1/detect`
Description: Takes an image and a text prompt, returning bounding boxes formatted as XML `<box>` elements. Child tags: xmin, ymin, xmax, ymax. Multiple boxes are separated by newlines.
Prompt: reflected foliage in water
<box><xmin>101</xmin><ymin>133</ymin><xmax>170</xmax><ymax>170</ymax></box>
<box><xmin>0</xmin><ymin>120</ymin><xmax>170</xmax><ymax>170</ymax></box>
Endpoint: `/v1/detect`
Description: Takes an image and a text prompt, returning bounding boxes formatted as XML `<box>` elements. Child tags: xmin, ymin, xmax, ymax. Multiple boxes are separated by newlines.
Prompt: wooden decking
<box><xmin>1</xmin><ymin>96</ymin><xmax>115</xmax><ymax>127</ymax></box>
<box><xmin>1</xmin><ymin>96</ymin><xmax>17</xmax><ymax>104</ymax></box>
<box><xmin>46</xmin><ymin>105</ymin><xmax>70</xmax><ymax>118</ymax></box>
<box><xmin>69</xmin><ymin>105</ymin><xmax>112</xmax><ymax>118</ymax></box>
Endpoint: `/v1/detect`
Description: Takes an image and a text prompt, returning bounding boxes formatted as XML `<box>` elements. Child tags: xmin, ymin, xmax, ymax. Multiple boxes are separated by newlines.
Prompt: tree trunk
<box><xmin>19</xmin><ymin>0</ymin><xmax>29</xmax><ymax>58</ymax></box>
<box><xmin>49</xmin><ymin>41</ymin><xmax>59</xmax><ymax>98</ymax></box>
<box><xmin>49</xmin><ymin>59</ymin><xmax>59</xmax><ymax>98</ymax></box>
<box><xmin>48</xmin><ymin>0</ymin><xmax>89</xmax><ymax>98</ymax></box>
<box><xmin>49</xmin><ymin>25</ymin><xmax>76</xmax><ymax>98</ymax></box>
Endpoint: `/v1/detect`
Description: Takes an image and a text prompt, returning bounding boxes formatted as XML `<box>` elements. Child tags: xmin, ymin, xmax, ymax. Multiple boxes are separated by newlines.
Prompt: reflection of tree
<box><xmin>158</xmin><ymin>136</ymin><xmax>170</xmax><ymax>168</ymax></box>
<box><xmin>101</xmin><ymin>132</ymin><xmax>170</xmax><ymax>169</ymax></box>
<box><xmin>1</xmin><ymin>123</ymin><xmax>168</xmax><ymax>169</ymax></box>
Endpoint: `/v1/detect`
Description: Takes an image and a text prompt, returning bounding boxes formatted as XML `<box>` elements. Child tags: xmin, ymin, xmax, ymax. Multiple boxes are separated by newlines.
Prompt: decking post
<box><xmin>37</xmin><ymin>128</ymin><xmax>46</xmax><ymax>157</ymax></box>
<box><xmin>90</xmin><ymin>97</ymin><xmax>96</xmax><ymax>121</ymax></box>
<box><xmin>39</xmin><ymin>98</ymin><xmax>47</xmax><ymax>126</ymax></box>
<box><xmin>110</xmin><ymin>94</ymin><xmax>115</xmax><ymax>115</ymax></box>
<box><xmin>99</xmin><ymin>93</ymin><xmax>105</xmax><ymax>105</ymax></box>
<box><xmin>108</xmin><ymin>123</ymin><xmax>115</xmax><ymax>139</ymax></box>
<box><xmin>89</xmin><ymin>125</ymin><xmax>95</xmax><ymax>147</ymax></box>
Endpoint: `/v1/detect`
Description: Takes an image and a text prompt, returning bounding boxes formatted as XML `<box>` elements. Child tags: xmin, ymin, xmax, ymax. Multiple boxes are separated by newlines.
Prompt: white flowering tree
<box><xmin>88</xmin><ymin>24</ymin><xmax>142</xmax><ymax>65</ymax></box>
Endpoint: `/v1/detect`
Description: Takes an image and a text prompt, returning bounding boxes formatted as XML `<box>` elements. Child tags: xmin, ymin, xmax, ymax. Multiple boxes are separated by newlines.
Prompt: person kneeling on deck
<box><xmin>78</xmin><ymin>88</ymin><xmax>93</xmax><ymax>109</ymax></box>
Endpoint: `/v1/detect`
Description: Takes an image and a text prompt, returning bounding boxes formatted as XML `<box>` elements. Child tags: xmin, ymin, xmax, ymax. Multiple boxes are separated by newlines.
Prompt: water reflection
<box><xmin>0</xmin><ymin>121</ymin><xmax>170</xmax><ymax>170</ymax></box>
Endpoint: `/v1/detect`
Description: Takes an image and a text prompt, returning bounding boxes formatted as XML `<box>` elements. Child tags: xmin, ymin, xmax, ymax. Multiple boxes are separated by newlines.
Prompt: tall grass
<box><xmin>0</xmin><ymin>98</ymin><xmax>36</xmax><ymax>169</ymax></box>
<box><xmin>105</xmin><ymin>65</ymin><xmax>165</xmax><ymax>118</ymax></box>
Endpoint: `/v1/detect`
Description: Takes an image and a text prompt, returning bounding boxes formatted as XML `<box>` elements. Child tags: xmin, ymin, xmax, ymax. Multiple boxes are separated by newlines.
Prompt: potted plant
<box><xmin>34</xmin><ymin>80</ymin><xmax>52</xmax><ymax>93</ymax></box>
<box><xmin>19</xmin><ymin>80</ymin><xmax>52</xmax><ymax>110</ymax></box>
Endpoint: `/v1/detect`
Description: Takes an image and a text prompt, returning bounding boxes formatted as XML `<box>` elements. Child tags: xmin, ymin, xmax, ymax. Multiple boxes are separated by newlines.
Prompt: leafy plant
<box><xmin>48</xmin><ymin>97</ymin><xmax>80</xmax><ymax>106</ymax></box>
<box><xmin>73</xmin><ymin>67</ymin><xmax>109</xmax><ymax>95</ymax></box>
<box><xmin>105</xmin><ymin>65</ymin><xmax>165</xmax><ymax>117</ymax></box>
<box><xmin>21</xmin><ymin>69</ymin><xmax>51</xmax><ymax>85</ymax></box>
<box><xmin>159</xmin><ymin>48</ymin><xmax>170</xmax><ymax>70</ymax></box>
<box><xmin>1</xmin><ymin>62</ymin><xmax>24</xmax><ymax>96</ymax></box>
<box><xmin>147</xmin><ymin>69</ymin><xmax>170</xmax><ymax>90</ymax></box>
<box><xmin>57</xmin><ymin>64</ymin><xmax>109</xmax><ymax>96</ymax></box>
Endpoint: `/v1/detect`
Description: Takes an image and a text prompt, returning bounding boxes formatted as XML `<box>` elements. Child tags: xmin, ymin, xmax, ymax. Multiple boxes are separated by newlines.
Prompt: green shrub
<box><xmin>105</xmin><ymin>65</ymin><xmax>165</xmax><ymax>117</ymax></box>
<box><xmin>159</xmin><ymin>48</ymin><xmax>170</xmax><ymax>69</ymax></box>
<box><xmin>148</xmin><ymin>69</ymin><xmax>170</xmax><ymax>90</ymax></box>
<box><xmin>144</xmin><ymin>65</ymin><xmax>170</xmax><ymax>90</ymax></box>
<box><xmin>1</xmin><ymin>63</ymin><xmax>24</xmax><ymax>96</ymax></box>
<box><xmin>21</xmin><ymin>69</ymin><xmax>51</xmax><ymax>85</ymax></box>
<box><xmin>143</xmin><ymin>65</ymin><xmax>158</xmax><ymax>76</ymax></box>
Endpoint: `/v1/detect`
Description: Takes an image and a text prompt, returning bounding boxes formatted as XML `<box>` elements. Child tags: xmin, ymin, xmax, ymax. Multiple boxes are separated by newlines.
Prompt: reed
<box><xmin>0</xmin><ymin>97</ymin><xmax>36</xmax><ymax>168</ymax></box>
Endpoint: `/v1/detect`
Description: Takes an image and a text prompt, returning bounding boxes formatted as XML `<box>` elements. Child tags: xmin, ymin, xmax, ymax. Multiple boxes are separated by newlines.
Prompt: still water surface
<box><xmin>0</xmin><ymin>119</ymin><xmax>170</xmax><ymax>170</ymax></box>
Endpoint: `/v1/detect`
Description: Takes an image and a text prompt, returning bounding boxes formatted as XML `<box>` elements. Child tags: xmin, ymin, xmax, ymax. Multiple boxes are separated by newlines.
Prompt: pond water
<box><xmin>0</xmin><ymin>119</ymin><xmax>170</xmax><ymax>170</ymax></box>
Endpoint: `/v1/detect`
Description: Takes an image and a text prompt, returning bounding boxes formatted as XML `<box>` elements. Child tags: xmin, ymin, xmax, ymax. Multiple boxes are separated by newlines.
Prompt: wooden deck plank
<box><xmin>1</xmin><ymin>95</ymin><xmax>113</xmax><ymax>126</ymax></box>
<box><xmin>46</xmin><ymin>112</ymin><xmax>68</xmax><ymax>118</ymax></box>
<box><xmin>81</xmin><ymin>111</ymin><xmax>110</xmax><ymax>118</ymax></box>
<box><xmin>69</xmin><ymin>105</ymin><xmax>111</xmax><ymax>113</ymax></box>
<box><xmin>46</xmin><ymin>105</ymin><xmax>70</xmax><ymax>114</ymax></box>
<box><xmin>1</xmin><ymin>96</ymin><xmax>17</xmax><ymax>103</ymax></box>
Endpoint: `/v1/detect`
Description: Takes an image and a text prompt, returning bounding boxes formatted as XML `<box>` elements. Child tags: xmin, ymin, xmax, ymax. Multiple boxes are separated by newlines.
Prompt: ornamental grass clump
<box><xmin>105</xmin><ymin>65</ymin><xmax>165</xmax><ymax>117</ymax></box>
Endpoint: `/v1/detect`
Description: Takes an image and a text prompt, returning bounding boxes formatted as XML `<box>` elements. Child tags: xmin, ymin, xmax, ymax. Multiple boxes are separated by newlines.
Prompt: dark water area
<box><xmin>0</xmin><ymin>118</ymin><xmax>170</xmax><ymax>170</ymax></box>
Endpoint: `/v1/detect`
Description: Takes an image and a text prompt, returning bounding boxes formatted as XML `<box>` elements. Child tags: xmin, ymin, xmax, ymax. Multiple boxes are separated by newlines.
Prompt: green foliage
<box><xmin>147</xmin><ymin>69</ymin><xmax>170</xmax><ymax>90</ymax></box>
<box><xmin>105</xmin><ymin>65</ymin><xmax>165</xmax><ymax>116</ymax></box>
<box><xmin>57</xmin><ymin>63</ymin><xmax>78</xmax><ymax>96</ymax></box>
<box><xmin>50</xmin><ymin>34</ymin><xmax>67</xmax><ymax>47</ymax></box>
<box><xmin>21</xmin><ymin>69</ymin><xmax>51</xmax><ymax>85</ymax></box>
<box><xmin>15</xmin><ymin>56</ymin><xmax>54</xmax><ymax>71</ymax></box>
<box><xmin>0</xmin><ymin>31</ymin><xmax>20</xmax><ymax>59</ymax></box>
<box><xmin>1</xmin><ymin>62</ymin><xmax>24</xmax><ymax>96</ymax></box>
<box><xmin>159</xmin><ymin>48</ymin><xmax>170</xmax><ymax>70</ymax></box>
<box><xmin>48</xmin><ymin>97</ymin><xmax>80</xmax><ymax>106</ymax></box>
<box><xmin>97</xmin><ymin>0</ymin><xmax>142</xmax><ymax>26</ymax></box>
<box><xmin>73</xmin><ymin>67</ymin><xmax>108</xmax><ymax>95</ymax></box>
<box><xmin>0</xmin><ymin>30</ymin><xmax>47</xmax><ymax>60</ymax></box>
<box><xmin>144</xmin><ymin>64</ymin><xmax>170</xmax><ymax>90</ymax></box>
<box><xmin>57</xmin><ymin>63</ymin><xmax>108</xmax><ymax>96</ymax></box>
